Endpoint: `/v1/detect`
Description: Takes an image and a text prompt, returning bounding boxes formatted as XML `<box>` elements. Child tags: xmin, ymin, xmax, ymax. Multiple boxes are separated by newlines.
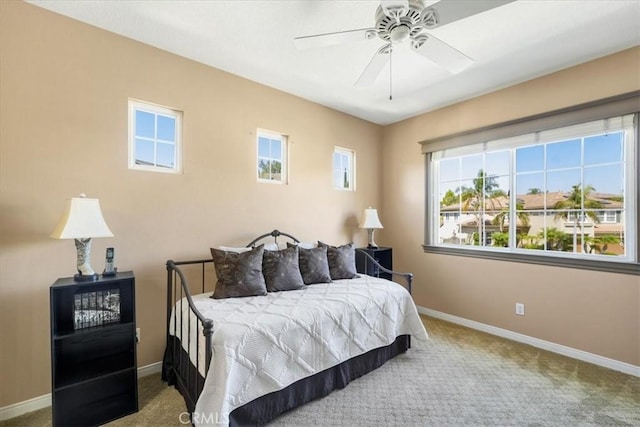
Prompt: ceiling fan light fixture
<box><xmin>390</xmin><ymin>25</ymin><xmax>411</xmax><ymax>43</ymax></box>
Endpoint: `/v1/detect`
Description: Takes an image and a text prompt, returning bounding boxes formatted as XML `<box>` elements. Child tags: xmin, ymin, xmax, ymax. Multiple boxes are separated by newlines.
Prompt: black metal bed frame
<box><xmin>164</xmin><ymin>229</ymin><xmax>414</xmax><ymax>416</ymax></box>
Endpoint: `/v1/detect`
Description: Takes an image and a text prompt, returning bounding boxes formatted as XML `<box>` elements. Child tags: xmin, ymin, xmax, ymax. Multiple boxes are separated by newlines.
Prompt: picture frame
<box><xmin>73</xmin><ymin>288</ymin><xmax>121</xmax><ymax>330</ymax></box>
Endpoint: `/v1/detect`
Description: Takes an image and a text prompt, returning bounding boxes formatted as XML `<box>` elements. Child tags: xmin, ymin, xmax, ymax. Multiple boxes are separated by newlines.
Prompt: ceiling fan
<box><xmin>294</xmin><ymin>0</ymin><xmax>515</xmax><ymax>87</ymax></box>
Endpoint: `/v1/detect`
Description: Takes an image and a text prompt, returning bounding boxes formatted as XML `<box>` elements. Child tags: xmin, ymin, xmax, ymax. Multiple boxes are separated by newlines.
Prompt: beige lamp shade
<box><xmin>50</xmin><ymin>197</ymin><xmax>113</xmax><ymax>239</ymax></box>
<box><xmin>51</xmin><ymin>196</ymin><xmax>113</xmax><ymax>281</ymax></box>
<box><xmin>359</xmin><ymin>207</ymin><xmax>383</xmax><ymax>248</ymax></box>
<box><xmin>359</xmin><ymin>207</ymin><xmax>384</xmax><ymax>229</ymax></box>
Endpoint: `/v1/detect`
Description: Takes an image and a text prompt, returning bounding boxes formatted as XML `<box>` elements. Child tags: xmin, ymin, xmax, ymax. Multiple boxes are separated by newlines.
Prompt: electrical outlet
<box><xmin>515</xmin><ymin>303</ymin><xmax>525</xmax><ymax>316</ymax></box>
<box><xmin>136</xmin><ymin>328</ymin><xmax>141</xmax><ymax>343</ymax></box>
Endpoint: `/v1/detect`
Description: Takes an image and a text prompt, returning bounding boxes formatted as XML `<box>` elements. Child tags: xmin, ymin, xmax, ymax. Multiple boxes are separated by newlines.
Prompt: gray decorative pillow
<box><xmin>210</xmin><ymin>244</ymin><xmax>267</xmax><ymax>299</ymax></box>
<box><xmin>289</xmin><ymin>243</ymin><xmax>332</xmax><ymax>285</ymax></box>
<box><xmin>262</xmin><ymin>246</ymin><xmax>305</xmax><ymax>292</ymax></box>
<box><xmin>318</xmin><ymin>241</ymin><xmax>358</xmax><ymax>280</ymax></box>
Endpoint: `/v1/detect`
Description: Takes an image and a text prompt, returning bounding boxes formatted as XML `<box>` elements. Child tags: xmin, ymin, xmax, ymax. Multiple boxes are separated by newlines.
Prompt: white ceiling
<box><xmin>28</xmin><ymin>0</ymin><xmax>640</xmax><ymax>125</ymax></box>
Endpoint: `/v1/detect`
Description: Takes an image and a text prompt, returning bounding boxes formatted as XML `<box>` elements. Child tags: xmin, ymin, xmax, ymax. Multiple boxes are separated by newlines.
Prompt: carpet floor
<box><xmin>2</xmin><ymin>315</ymin><xmax>638</xmax><ymax>426</ymax></box>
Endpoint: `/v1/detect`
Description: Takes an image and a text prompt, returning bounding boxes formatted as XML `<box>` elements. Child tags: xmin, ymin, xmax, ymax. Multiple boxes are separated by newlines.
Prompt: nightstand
<box><xmin>356</xmin><ymin>247</ymin><xmax>393</xmax><ymax>280</ymax></box>
<box><xmin>50</xmin><ymin>271</ymin><xmax>138</xmax><ymax>427</ymax></box>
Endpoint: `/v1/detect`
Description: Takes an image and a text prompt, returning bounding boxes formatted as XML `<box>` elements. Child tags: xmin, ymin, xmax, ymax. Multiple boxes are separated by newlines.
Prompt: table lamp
<box><xmin>359</xmin><ymin>207</ymin><xmax>383</xmax><ymax>248</ymax></box>
<box><xmin>50</xmin><ymin>194</ymin><xmax>113</xmax><ymax>281</ymax></box>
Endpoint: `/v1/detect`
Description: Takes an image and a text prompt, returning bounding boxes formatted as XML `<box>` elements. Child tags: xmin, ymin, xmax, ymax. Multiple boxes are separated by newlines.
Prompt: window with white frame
<box><xmin>333</xmin><ymin>147</ymin><xmax>355</xmax><ymax>191</ymax></box>
<box><xmin>426</xmin><ymin>111</ymin><xmax>638</xmax><ymax>271</ymax></box>
<box><xmin>257</xmin><ymin>130</ymin><xmax>287</xmax><ymax>183</ymax></box>
<box><xmin>128</xmin><ymin>100</ymin><xmax>182</xmax><ymax>173</ymax></box>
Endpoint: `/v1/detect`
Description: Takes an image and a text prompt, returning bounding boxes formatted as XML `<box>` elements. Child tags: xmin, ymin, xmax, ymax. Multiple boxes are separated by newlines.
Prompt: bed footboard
<box><xmin>163</xmin><ymin>259</ymin><xmax>214</xmax><ymax>413</ymax></box>
<box><xmin>355</xmin><ymin>249</ymin><xmax>413</xmax><ymax>294</ymax></box>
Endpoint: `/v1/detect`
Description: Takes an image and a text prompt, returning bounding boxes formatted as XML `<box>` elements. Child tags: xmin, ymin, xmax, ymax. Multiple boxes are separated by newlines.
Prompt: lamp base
<box><xmin>74</xmin><ymin>273</ymin><xmax>99</xmax><ymax>282</ymax></box>
<box><xmin>367</xmin><ymin>228</ymin><xmax>380</xmax><ymax>249</ymax></box>
<box><xmin>74</xmin><ymin>238</ymin><xmax>98</xmax><ymax>282</ymax></box>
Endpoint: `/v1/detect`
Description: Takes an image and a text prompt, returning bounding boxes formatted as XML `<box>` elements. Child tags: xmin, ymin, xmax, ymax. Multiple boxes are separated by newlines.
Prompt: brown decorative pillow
<box><xmin>289</xmin><ymin>243</ymin><xmax>332</xmax><ymax>285</ymax></box>
<box><xmin>262</xmin><ymin>245</ymin><xmax>305</xmax><ymax>292</ymax></box>
<box><xmin>210</xmin><ymin>244</ymin><xmax>267</xmax><ymax>299</ymax></box>
<box><xmin>318</xmin><ymin>241</ymin><xmax>358</xmax><ymax>280</ymax></box>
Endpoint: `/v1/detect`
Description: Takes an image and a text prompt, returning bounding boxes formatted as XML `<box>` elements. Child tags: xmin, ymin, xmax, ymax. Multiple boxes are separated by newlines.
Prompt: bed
<box><xmin>162</xmin><ymin>230</ymin><xmax>428</xmax><ymax>426</ymax></box>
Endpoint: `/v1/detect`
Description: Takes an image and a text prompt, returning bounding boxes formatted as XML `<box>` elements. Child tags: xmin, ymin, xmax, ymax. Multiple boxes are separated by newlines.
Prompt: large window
<box><xmin>257</xmin><ymin>130</ymin><xmax>287</xmax><ymax>183</ymax></box>
<box><xmin>423</xmin><ymin>99</ymin><xmax>639</xmax><ymax>274</ymax></box>
<box><xmin>128</xmin><ymin>100</ymin><xmax>182</xmax><ymax>173</ymax></box>
<box><xmin>333</xmin><ymin>147</ymin><xmax>355</xmax><ymax>191</ymax></box>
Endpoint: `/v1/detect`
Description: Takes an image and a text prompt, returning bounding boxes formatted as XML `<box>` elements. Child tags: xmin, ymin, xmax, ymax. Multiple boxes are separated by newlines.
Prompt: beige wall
<box><xmin>0</xmin><ymin>2</ymin><xmax>382</xmax><ymax>407</ymax></box>
<box><xmin>382</xmin><ymin>47</ymin><xmax>640</xmax><ymax>366</ymax></box>
<box><xmin>1</xmin><ymin>0</ymin><xmax>639</xmax><ymax>411</ymax></box>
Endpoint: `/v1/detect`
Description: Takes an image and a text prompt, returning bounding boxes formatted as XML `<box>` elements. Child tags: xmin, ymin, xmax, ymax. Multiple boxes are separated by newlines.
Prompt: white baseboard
<box><xmin>4</xmin><ymin>317</ymin><xmax>638</xmax><ymax>421</ymax></box>
<box><xmin>0</xmin><ymin>361</ymin><xmax>163</xmax><ymax>421</ymax></box>
<box><xmin>417</xmin><ymin>306</ymin><xmax>640</xmax><ymax>378</ymax></box>
<box><xmin>0</xmin><ymin>394</ymin><xmax>51</xmax><ymax>423</ymax></box>
<box><xmin>137</xmin><ymin>361</ymin><xmax>163</xmax><ymax>378</ymax></box>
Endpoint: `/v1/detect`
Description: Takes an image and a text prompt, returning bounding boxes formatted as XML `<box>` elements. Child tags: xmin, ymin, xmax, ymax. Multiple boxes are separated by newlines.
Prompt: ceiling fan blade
<box><xmin>381</xmin><ymin>0</ymin><xmax>409</xmax><ymax>19</ymax></box>
<box><xmin>355</xmin><ymin>45</ymin><xmax>391</xmax><ymax>87</ymax></box>
<box><xmin>424</xmin><ymin>0</ymin><xmax>515</xmax><ymax>29</ymax></box>
<box><xmin>411</xmin><ymin>34</ymin><xmax>473</xmax><ymax>74</ymax></box>
<box><xmin>294</xmin><ymin>28</ymin><xmax>376</xmax><ymax>50</ymax></box>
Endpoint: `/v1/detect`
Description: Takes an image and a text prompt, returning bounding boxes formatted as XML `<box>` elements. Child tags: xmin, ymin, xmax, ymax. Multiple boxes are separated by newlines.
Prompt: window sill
<box><xmin>257</xmin><ymin>179</ymin><xmax>286</xmax><ymax>185</ymax></box>
<box><xmin>422</xmin><ymin>245</ymin><xmax>640</xmax><ymax>276</ymax></box>
<box><xmin>129</xmin><ymin>166</ymin><xmax>182</xmax><ymax>174</ymax></box>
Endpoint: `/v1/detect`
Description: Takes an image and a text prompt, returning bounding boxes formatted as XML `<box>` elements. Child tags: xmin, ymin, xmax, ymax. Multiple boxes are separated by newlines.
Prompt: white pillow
<box><xmin>219</xmin><ymin>242</ymin><xmax>312</xmax><ymax>252</ymax></box>
<box><xmin>217</xmin><ymin>246</ymin><xmax>252</xmax><ymax>253</ymax></box>
<box><xmin>298</xmin><ymin>242</ymin><xmax>317</xmax><ymax>249</ymax></box>
<box><xmin>266</xmin><ymin>242</ymin><xmax>310</xmax><ymax>250</ymax></box>
<box><xmin>286</xmin><ymin>242</ymin><xmax>318</xmax><ymax>249</ymax></box>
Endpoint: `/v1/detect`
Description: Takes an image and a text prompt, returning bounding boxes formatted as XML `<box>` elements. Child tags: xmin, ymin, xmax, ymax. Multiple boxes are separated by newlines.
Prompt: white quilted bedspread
<box><xmin>169</xmin><ymin>275</ymin><xmax>428</xmax><ymax>426</ymax></box>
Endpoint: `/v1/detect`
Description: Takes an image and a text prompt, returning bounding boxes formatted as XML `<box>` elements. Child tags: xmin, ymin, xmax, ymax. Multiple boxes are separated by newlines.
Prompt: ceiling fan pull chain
<box><xmin>389</xmin><ymin>43</ymin><xmax>393</xmax><ymax>101</ymax></box>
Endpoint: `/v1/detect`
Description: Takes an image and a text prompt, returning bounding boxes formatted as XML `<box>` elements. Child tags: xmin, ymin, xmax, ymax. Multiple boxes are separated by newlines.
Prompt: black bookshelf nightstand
<box><xmin>356</xmin><ymin>247</ymin><xmax>393</xmax><ymax>280</ymax></box>
<box><xmin>50</xmin><ymin>271</ymin><xmax>138</xmax><ymax>427</ymax></box>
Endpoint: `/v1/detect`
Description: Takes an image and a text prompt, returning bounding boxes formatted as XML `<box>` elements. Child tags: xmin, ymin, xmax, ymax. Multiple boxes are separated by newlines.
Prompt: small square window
<box><xmin>333</xmin><ymin>147</ymin><xmax>355</xmax><ymax>191</ymax></box>
<box><xmin>257</xmin><ymin>130</ymin><xmax>287</xmax><ymax>184</ymax></box>
<box><xmin>128</xmin><ymin>100</ymin><xmax>182</xmax><ymax>173</ymax></box>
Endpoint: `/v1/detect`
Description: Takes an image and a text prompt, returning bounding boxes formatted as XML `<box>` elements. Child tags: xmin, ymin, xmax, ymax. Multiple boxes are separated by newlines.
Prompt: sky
<box><xmin>439</xmin><ymin>131</ymin><xmax>625</xmax><ymax>199</ymax></box>
<box><xmin>134</xmin><ymin>110</ymin><xmax>626</xmax><ymax>196</ymax></box>
<box><xmin>134</xmin><ymin>110</ymin><xmax>176</xmax><ymax>168</ymax></box>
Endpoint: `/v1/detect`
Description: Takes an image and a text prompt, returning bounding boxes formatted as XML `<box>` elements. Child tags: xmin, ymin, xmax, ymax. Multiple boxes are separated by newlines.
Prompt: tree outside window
<box><xmin>257</xmin><ymin>131</ymin><xmax>287</xmax><ymax>183</ymax></box>
<box><xmin>433</xmin><ymin>115</ymin><xmax>633</xmax><ymax>263</ymax></box>
<box><xmin>333</xmin><ymin>147</ymin><xmax>355</xmax><ymax>191</ymax></box>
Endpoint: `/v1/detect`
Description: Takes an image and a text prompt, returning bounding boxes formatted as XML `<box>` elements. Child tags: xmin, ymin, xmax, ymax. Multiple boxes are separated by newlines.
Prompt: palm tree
<box><xmin>553</xmin><ymin>184</ymin><xmax>602</xmax><ymax>252</ymax></box>
<box><xmin>583</xmin><ymin>234</ymin><xmax>620</xmax><ymax>255</ymax></box>
<box><xmin>492</xmin><ymin>200</ymin><xmax>530</xmax><ymax>233</ymax></box>
<box><xmin>457</xmin><ymin>169</ymin><xmax>503</xmax><ymax>245</ymax></box>
<box><xmin>539</xmin><ymin>227</ymin><xmax>573</xmax><ymax>252</ymax></box>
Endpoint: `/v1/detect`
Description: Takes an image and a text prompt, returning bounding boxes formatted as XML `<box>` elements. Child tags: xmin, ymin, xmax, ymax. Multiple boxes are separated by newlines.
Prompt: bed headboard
<box><xmin>245</xmin><ymin>229</ymin><xmax>300</xmax><ymax>248</ymax></box>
